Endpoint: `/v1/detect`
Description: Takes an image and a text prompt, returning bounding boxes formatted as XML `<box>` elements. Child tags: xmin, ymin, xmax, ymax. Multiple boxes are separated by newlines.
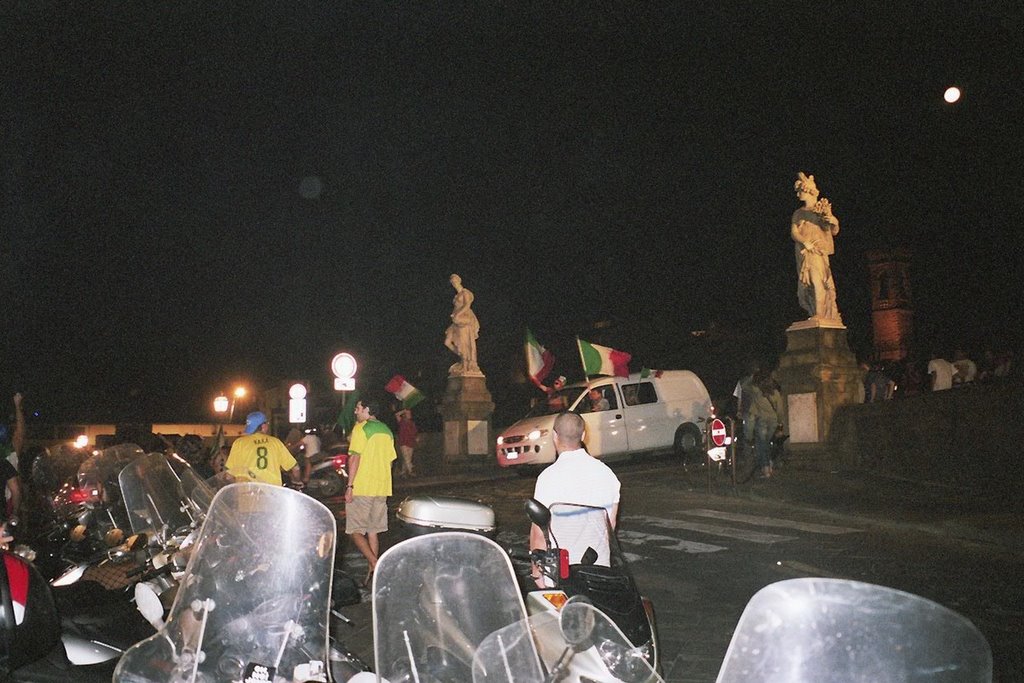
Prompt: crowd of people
<box><xmin>857</xmin><ymin>346</ymin><xmax>1015</xmax><ymax>400</ymax></box>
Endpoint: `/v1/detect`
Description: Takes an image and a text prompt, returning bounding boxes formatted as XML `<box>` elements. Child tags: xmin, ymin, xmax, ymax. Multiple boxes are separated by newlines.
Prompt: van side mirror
<box><xmin>525</xmin><ymin>498</ymin><xmax>551</xmax><ymax>531</ymax></box>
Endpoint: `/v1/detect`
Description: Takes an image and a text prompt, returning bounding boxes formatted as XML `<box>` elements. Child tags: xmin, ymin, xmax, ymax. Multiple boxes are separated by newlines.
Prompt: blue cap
<box><xmin>244</xmin><ymin>411</ymin><xmax>268</xmax><ymax>435</ymax></box>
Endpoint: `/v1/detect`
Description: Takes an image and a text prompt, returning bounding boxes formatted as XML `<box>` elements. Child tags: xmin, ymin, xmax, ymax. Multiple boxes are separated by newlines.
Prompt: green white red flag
<box><xmin>385</xmin><ymin>375</ymin><xmax>425</xmax><ymax>410</ymax></box>
<box><xmin>525</xmin><ymin>328</ymin><xmax>555</xmax><ymax>388</ymax></box>
<box><xmin>578</xmin><ymin>338</ymin><xmax>631</xmax><ymax>378</ymax></box>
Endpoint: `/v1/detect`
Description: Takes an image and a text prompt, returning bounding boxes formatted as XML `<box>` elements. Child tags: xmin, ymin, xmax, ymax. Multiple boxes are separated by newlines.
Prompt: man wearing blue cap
<box><xmin>226</xmin><ymin>411</ymin><xmax>302</xmax><ymax>486</ymax></box>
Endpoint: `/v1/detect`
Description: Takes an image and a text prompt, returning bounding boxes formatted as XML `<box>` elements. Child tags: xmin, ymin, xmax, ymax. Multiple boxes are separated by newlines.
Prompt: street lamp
<box><xmin>214</xmin><ymin>395</ymin><xmax>230</xmax><ymax>416</ymax></box>
<box><xmin>231</xmin><ymin>386</ymin><xmax>248</xmax><ymax>421</ymax></box>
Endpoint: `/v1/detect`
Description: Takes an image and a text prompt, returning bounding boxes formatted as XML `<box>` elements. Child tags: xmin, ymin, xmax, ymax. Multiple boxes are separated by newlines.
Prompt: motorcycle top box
<box><xmin>395</xmin><ymin>495</ymin><xmax>496</xmax><ymax>539</ymax></box>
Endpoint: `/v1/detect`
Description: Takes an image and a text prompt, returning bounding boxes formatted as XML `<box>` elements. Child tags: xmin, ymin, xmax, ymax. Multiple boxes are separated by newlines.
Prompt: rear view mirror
<box><xmin>525</xmin><ymin>498</ymin><xmax>551</xmax><ymax>530</ymax></box>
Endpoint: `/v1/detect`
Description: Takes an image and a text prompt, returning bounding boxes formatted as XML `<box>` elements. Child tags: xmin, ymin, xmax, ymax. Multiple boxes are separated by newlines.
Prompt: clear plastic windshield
<box><xmin>30</xmin><ymin>443</ymin><xmax>89</xmax><ymax>495</ymax></box>
<box><xmin>118</xmin><ymin>453</ymin><xmax>214</xmax><ymax>538</ymax></box>
<box><xmin>114</xmin><ymin>483</ymin><xmax>337</xmax><ymax>683</ymax></box>
<box><xmin>372</xmin><ymin>531</ymin><xmax>538</xmax><ymax>683</ymax></box>
<box><xmin>75</xmin><ymin>443</ymin><xmax>144</xmax><ymax>530</ymax></box>
<box><xmin>476</xmin><ymin>598</ymin><xmax>663</xmax><ymax>683</ymax></box>
<box><xmin>716</xmin><ymin>578</ymin><xmax>993</xmax><ymax>682</ymax></box>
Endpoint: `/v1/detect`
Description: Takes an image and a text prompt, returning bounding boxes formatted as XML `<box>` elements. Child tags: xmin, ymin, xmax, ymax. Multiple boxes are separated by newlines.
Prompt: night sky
<box><xmin>2</xmin><ymin>3</ymin><xmax>1022</xmax><ymax>425</ymax></box>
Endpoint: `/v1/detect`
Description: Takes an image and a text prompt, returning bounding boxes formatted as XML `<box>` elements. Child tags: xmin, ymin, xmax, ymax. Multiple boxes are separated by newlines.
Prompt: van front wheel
<box><xmin>673</xmin><ymin>423</ymin><xmax>703</xmax><ymax>465</ymax></box>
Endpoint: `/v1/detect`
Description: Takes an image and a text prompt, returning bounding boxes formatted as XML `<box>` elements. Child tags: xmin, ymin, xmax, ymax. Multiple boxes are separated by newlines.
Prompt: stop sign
<box><xmin>710</xmin><ymin>417</ymin><xmax>727</xmax><ymax>447</ymax></box>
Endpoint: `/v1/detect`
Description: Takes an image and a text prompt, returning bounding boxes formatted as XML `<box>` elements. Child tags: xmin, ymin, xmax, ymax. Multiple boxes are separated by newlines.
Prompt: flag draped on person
<box><xmin>525</xmin><ymin>328</ymin><xmax>555</xmax><ymax>388</ymax></box>
<box><xmin>385</xmin><ymin>375</ymin><xmax>425</xmax><ymax>410</ymax></box>
<box><xmin>577</xmin><ymin>338</ymin><xmax>632</xmax><ymax>378</ymax></box>
<box><xmin>335</xmin><ymin>388</ymin><xmax>360</xmax><ymax>437</ymax></box>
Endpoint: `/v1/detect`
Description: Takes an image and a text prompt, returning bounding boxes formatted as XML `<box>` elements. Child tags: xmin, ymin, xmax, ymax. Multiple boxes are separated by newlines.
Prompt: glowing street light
<box><xmin>213</xmin><ymin>386</ymin><xmax>249</xmax><ymax>421</ymax></box>
<box><xmin>943</xmin><ymin>86</ymin><xmax>961</xmax><ymax>104</ymax></box>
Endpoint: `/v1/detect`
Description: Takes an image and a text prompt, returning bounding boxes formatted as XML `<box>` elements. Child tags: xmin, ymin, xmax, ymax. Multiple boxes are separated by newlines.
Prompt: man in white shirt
<box><xmin>530</xmin><ymin>412</ymin><xmax>621</xmax><ymax>570</ymax></box>
<box><xmin>927</xmin><ymin>352</ymin><xmax>955</xmax><ymax>391</ymax></box>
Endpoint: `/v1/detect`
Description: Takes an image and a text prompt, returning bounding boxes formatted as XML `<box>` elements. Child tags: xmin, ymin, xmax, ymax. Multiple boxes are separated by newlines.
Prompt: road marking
<box><xmin>617</xmin><ymin>529</ymin><xmax>726</xmax><ymax>554</ymax></box>
<box><xmin>682</xmin><ymin>509</ymin><xmax>861</xmax><ymax>535</ymax></box>
<box><xmin>623</xmin><ymin>514</ymin><xmax>795</xmax><ymax>544</ymax></box>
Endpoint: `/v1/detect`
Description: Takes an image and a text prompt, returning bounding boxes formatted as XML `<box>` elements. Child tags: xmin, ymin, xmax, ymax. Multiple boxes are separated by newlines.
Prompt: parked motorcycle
<box><xmin>0</xmin><ymin>545</ymin><xmax>146</xmax><ymax>681</ymax></box>
<box><xmin>361</xmin><ymin>529</ymin><xmax>663</xmax><ymax>683</ymax></box>
<box><xmin>113</xmin><ymin>482</ymin><xmax>369</xmax><ymax>683</ymax></box>
<box><xmin>717</xmin><ymin>577</ymin><xmax>992</xmax><ymax>682</ymax></box>
<box><xmin>395</xmin><ymin>494</ymin><xmax>661</xmax><ymax>680</ymax></box>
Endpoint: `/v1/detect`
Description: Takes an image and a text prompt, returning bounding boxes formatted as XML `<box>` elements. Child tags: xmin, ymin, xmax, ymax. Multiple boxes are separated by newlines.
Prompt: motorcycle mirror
<box><xmin>580</xmin><ymin>546</ymin><xmax>598</xmax><ymax>566</ymax></box>
<box><xmin>104</xmin><ymin>527</ymin><xmax>125</xmax><ymax>547</ymax></box>
<box><xmin>125</xmin><ymin>532</ymin><xmax>149</xmax><ymax>552</ymax></box>
<box><xmin>52</xmin><ymin>563</ymin><xmax>88</xmax><ymax>587</ymax></box>
<box><xmin>134</xmin><ymin>582</ymin><xmax>166</xmax><ymax>630</ymax></box>
<box><xmin>559</xmin><ymin>598</ymin><xmax>597</xmax><ymax>649</ymax></box>
<box><xmin>524</xmin><ymin>498</ymin><xmax>551</xmax><ymax>530</ymax></box>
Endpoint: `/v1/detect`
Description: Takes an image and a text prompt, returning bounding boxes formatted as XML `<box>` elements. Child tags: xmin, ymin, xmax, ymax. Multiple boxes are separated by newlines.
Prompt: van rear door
<box><xmin>574</xmin><ymin>384</ymin><xmax>629</xmax><ymax>459</ymax></box>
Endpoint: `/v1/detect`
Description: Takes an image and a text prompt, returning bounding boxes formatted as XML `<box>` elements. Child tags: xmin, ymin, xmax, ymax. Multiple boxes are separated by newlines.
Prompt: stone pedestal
<box><xmin>776</xmin><ymin>320</ymin><xmax>863</xmax><ymax>444</ymax></box>
<box><xmin>439</xmin><ymin>373</ymin><xmax>495</xmax><ymax>463</ymax></box>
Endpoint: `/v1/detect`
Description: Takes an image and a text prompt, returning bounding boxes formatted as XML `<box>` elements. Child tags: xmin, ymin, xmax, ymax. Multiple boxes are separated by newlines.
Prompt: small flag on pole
<box><xmin>385</xmin><ymin>375</ymin><xmax>426</xmax><ymax>410</ymax></box>
<box><xmin>640</xmin><ymin>367</ymin><xmax>663</xmax><ymax>379</ymax></box>
<box><xmin>578</xmin><ymin>338</ymin><xmax>632</xmax><ymax>378</ymax></box>
<box><xmin>525</xmin><ymin>328</ymin><xmax>556</xmax><ymax>388</ymax></box>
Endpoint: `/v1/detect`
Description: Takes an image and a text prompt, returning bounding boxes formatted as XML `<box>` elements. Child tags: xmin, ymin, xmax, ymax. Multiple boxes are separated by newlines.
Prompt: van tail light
<box><xmin>559</xmin><ymin>548</ymin><xmax>570</xmax><ymax>580</ymax></box>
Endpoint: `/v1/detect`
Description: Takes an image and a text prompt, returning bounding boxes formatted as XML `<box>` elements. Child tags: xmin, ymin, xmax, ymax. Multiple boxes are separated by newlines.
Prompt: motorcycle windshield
<box><xmin>114</xmin><ymin>483</ymin><xmax>337</xmax><ymax>683</ymax></box>
<box><xmin>76</xmin><ymin>443</ymin><xmax>144</xmax><ymax>530</ymax></box>
<box><xmin>373</xmin><ymin>531</ymin><xmax>538</xmax><ymax>683</ymax></box>
<box><xmin>716</xmin><ymin>578</ymin><xmax>993</xmax><ymax>682</ymax></box>
<box><xmin>476</xmin><ymin>598</ymin><xmax>663</xmax><ymax>683</ymax></box>
<box><xmin>31</xmin><ymin>443</ymin><xmax>89</xmax><ymax>495</ymax></box>
<box><xmin>118</xmin><ymin>453</ymin><xmax>214</xmax><ymax>537</ymax></box>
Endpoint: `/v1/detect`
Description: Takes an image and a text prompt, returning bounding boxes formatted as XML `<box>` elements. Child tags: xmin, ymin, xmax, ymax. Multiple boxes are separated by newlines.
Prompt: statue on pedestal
<box><xmin>444</xmin><ymin>273</ymin><xmax>481</xmax><ymax>376</ymax></box>
<box><xmin>791</xmin><ymin>172</ymin><xmax>842</xmax><ymax>323</ymax></box>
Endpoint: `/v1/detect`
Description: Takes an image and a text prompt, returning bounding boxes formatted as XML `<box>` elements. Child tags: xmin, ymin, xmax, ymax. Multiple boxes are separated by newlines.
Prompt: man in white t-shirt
<box><xmin>927</xmin><ymin>353</ymin><xmax>955</xmax><ymax>391</ymax></box>
<box><xmin>530</xmin><ymin>412</ymin><xmax>621</xmax><ymax>572</ymax></box>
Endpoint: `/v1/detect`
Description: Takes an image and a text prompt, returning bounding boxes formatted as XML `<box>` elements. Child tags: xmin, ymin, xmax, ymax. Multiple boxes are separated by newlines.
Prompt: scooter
<box><xmin>113</xmin><ymin>482</ymin><xmax>370</xmax><ymax>683</ymax></box>
<box><xmin>517</xmin><ymin>499</ymin><xmax>660</xmax><ymax>679</ymax></box>
<box><xmin>356</xmin><ymin>530</ymin><xmax>663</xmax><ymax>683</ymax></box>
<box><xmin>0</xmin><ymin>546</ymin><xmax>138</xmax><ymax>681</ymax></box>
<box><xmin>717</xmin><ymin>577</ymin><xmax>992</xmax><ymax>682</ymax></box>
<box><xmin>395</xmin><ymin>494</ymin><xmax>661</xmax><ymax>680</ymax></box>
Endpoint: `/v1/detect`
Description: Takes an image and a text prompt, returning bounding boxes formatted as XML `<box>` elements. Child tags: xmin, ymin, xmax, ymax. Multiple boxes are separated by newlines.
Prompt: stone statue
<box><xmin>444</xmin><ymin>273</ymin><xmax>481</xmax><ymax>375</ymax></box>
<box><xmin>791</xmin><ymin>172</ymin><xmax>842</xmax><ymax>323</ymax></box>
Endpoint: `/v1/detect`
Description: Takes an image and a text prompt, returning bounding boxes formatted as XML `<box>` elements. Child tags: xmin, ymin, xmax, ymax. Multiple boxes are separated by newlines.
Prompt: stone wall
<box><xmin>829</xmin><ymin>383</ymin><xmax>1024</xmax><ymax>487</ymax></box>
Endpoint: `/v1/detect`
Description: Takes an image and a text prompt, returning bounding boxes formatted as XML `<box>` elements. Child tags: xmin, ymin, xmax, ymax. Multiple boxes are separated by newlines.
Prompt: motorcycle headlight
<box><xmin>596</xmin><ymin>639</ymin><xmax>655</xmax><ymax>683</ymax></box>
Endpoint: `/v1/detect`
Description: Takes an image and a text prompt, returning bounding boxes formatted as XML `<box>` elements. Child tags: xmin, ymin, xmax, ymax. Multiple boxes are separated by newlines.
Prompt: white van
<box><xmin>496</xmin><ymin>370</ymin><xmax>712</xmax><ymax>470</ymax></box>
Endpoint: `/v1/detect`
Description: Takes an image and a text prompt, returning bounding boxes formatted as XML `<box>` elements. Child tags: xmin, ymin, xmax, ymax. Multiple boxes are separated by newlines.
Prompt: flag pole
<box><xmin>576</xmin><ymin>336</ymin><xmax>589</xmax><ymax>380</ymax></box>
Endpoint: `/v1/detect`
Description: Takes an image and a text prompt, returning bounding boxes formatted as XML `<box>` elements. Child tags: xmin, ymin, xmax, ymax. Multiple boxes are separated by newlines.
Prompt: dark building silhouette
<box><xmin>866</xmin><ymin>248</ymin><xmax>913</xmax><ymax>361</ymax></box>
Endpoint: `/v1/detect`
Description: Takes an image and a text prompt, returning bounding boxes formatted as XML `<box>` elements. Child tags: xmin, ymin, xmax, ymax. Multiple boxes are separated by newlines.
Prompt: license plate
<box><xmin>707</xmin><ymin>446</ymin><xmax>727</xmax><ymax>462</ymax></box>
<box><xmin>505</xmin><ymin>452</ymin><xmax>519</xmax><ymax>460</ymax></box>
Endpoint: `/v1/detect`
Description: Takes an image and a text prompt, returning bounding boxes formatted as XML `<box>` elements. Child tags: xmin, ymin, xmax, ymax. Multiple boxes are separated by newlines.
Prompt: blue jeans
<box><xmin>753</xmin><ymin>417</ymin><xmax>774</xmax><ymax>469</ymax></box>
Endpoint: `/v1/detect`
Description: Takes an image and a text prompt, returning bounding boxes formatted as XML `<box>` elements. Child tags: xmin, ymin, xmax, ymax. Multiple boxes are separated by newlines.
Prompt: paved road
<box><xmin>331</xmin><ymin>456</ymin><xmax>1023</xmax><ymax>681</ymax></box>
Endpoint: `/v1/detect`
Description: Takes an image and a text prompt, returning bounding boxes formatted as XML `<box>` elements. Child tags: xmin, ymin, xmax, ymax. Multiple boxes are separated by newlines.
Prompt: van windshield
<box><xmin>526</xmin><ymin>387</ymin><xmax>587</xmax><ymax>417</ymax></box>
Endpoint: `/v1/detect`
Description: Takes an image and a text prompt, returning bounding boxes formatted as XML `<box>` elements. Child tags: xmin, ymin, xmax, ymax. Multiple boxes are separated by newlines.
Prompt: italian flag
<box><xmin>385</xmin><ymin>375</ymin><xmax>425</xmax><ymax>410</ymax></box>
<box><xmin>525</xmin><ymin>328</ymin><xmax>555</xmax><ymax>388</ymax></box>
<box><xmin>578</xmin><ymin>338</ymin><xmax>631</xmax><ymax>378</ymax></box>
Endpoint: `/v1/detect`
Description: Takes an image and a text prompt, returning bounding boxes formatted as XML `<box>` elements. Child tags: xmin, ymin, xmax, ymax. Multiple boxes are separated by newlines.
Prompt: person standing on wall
<box><xmin>395</xmin><ymin>409</ymin><xmax>418</xmax><ymax>478</ymax></box>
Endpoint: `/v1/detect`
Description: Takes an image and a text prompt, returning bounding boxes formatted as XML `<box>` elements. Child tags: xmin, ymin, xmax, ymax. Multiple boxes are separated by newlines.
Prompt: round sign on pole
<box><xmin>331</xmin><ymin>352</ymin><xmax>357</xmax><ymax>380</ymax></box>
<box><xmin>710</xmin><ymin>417</ymin><xmax>727</xmax><ymax>448</ymax></box>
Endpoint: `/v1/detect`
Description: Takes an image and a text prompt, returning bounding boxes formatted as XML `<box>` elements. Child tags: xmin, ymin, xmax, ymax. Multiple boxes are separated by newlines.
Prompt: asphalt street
<box><xmin>330</xmin><ymin>452</ymin><xmax>1023</xmax><ymax>682</ymax></box>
